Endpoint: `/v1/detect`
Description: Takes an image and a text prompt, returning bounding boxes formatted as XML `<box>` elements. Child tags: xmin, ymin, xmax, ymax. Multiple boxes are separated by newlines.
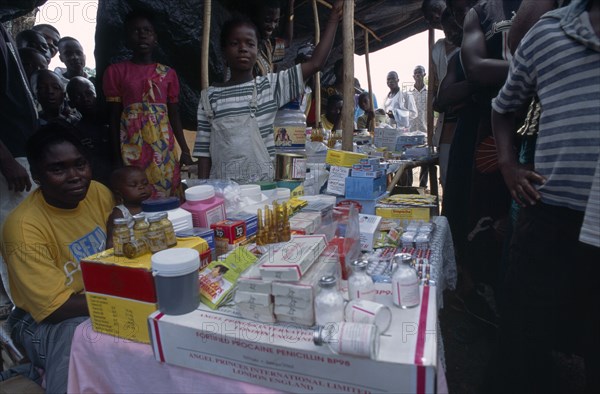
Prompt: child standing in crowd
<box><xmin>103</xmin><ymin>10</ymin><xmax>194</xmax><ymax>198</ymax></box>
<box><xmin>194</xmin><ymin>1</ymin><xmax>342</xmax><ymax>183</ymax></box>
<box><xmin>56</xmin><ymin>37</ymin><xmax>90</xmax><ymax>82</ymax></box>
<box><xmin>106</xmin><ymin>166</ymin><xmax>151</xmax><ymax>248</ymax></box>
<box><xmin>252</xmin><ymin>0</ymin><xmax>295</xmax><ymax>76</ymax></box>
<box><xmin>18</xmin><ymin>47</ymin><xmax>48</xmax><ymax>81</ymax></box>
<box><xmin>31</xmin><ymin>69</ymin><xmax>80</xmax><ymax>126</ymax></box>
<box><xmin>67</xmin><ymin>76</ymin><xmax>113</xmax><ymax>186</ymax></box>
<box><xmin>32</xmin><ymin>24</ymin><xmax>60</xmax><ymax>60</ymax></box>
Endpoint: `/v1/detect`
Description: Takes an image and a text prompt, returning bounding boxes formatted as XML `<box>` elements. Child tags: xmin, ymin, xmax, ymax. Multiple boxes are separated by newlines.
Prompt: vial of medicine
<box><xmin>123</xmin><ymin>238</ymin><xmax>149</xmax><ymax>259</ymax></box>
<box><xmin>146</xmin><ymin>215</ymin><xmax>167</xmax><ymax>253</ymax></box>
<box><xmin>132</xmin><ymin>214</ymin><xmax>149</xmax><ymax>241</ymax></box>
<box><xmin>314</xmin><ymin>276</ymin><xmax>345</xmax><ymax>326</ymax></box>
<box><xmin>313</xmin><ymin>322</ymin><xmax>379</xmax><ymax>359</ymax></box>
<box><xmin>348</xmin><ymin>260</ymin><xmax>375</xmax><ymax>301</ymax></box>
<box><xmin>112</xmin><ymin>218</ymin><xmax>130</xmax><ymax>256</ymax></box>
<box><xmin>391</xmin><ymin>253</ymin><xmax>420</xmax><ymax>309</ymax></box>
<box><xmin>157</xmin><ymin>212</ymin><xmax>177</xmax><ymax>247</ymax></box>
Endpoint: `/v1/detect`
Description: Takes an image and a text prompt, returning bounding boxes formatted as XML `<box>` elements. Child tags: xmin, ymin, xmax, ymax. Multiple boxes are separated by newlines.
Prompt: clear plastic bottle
<box><xmin>314</xmin><ymin>276</ymin><xmax>345</xmax><ymax>326</ymax></box>
<box><xmin>313</xmin><ymin>322</ymin><xmax>379</xmax><ymax>359</ymax></box>
<box><xmin>348</xmin><ymin>260</ymin><xmax>375</xmax><ymax>301</ymax></box>
<box><xmin>158</xmin><ymin>212</ymin><xmax>177</xmax><ymax>247</ymax></box>
<box><xmin>112</xmin><ymin>218</ymin><xmax>130</xmax><ymax>256</ymax></box>
<box><xmin>146</xmin><ymin>215</ymin><xmax>167</xmax><ymax>253</ymax></box>
<box><xmin>391</xmin><ymin>253</ymin><xmax>420</xmax><ymax>309</ymax></box>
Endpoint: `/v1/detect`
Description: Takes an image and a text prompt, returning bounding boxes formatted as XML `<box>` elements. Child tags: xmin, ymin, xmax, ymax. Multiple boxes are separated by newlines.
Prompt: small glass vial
<box><xmin>391</xmin><ymin>253</ymin><xmax>420</xmax><ymax>309</ymax></box>
<box><xmin>112</xmin><ymin>218</ymin><xmax>130</xmax><ymax>256</ymax></box>
<box><xmin>123</xmin><ymin>238</ymin><xmax>149</xmax><ymax>259</ymax></box>
<box><xmin>132</xmin><ymin>214</ymin><xmax>149</xmax><ymax>241</ymax></box>
<box><xmin>313</xmin><ymin>322</ymin><xmax>379</xmax><ymax>359</ymax></box>
<box><xmin>314</xmin><ymin>276</ymin><xmax>345</xmax><ymax>326</ymax></box>
<box><xmin>348</xmin><ymin>260</ymin><xmax>375</xmax><ymax>301</ymax></box>
<box><xmin>146</xmin><ymin>215</ymin><xmax>167</xmax><ymax>253</ymax></box>
<box><xmin>158</xmin><ymin>212</ymin><xmax>177</xmax><ymax>247</ymax></box>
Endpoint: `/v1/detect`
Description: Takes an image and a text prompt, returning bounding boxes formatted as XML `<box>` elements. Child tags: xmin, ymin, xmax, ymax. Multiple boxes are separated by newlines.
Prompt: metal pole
<box><xmin>201</xmin><ymin>0</ymin><xmax>212</xmax><ymax>90</ymax></box>
<box><xmin>341</xmin><ymin>0</ymin><xmax>354</xmax><ymax>152</ymax></box>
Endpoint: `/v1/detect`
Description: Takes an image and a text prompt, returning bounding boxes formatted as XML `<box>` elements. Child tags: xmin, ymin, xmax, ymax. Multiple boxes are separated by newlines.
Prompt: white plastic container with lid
<box><xmin>181</xmin><ymin>185</ymin><xmax>226</xmax><ymax>228</ymax></box>
<box><xmin>274</xmin><ymin>101</ymin><xmax>307</xmax><ymax>150</ymax></box>
<box><xmin>142</xmin><ymin>197</ymin><xmax>192</xmax><ymax>233</ymax></box>
<box><xmin>152</xmin><ymin>248</ymin><xmax>200</xmax><ymax>315</ymax></box>
<box><xmin>239</xmin><ymin>184</ymin><xmax>268</xmax><ymax>207</ymax></box>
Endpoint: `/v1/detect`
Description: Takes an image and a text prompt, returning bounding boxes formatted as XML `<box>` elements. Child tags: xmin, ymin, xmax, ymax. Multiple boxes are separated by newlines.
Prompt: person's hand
<box><xmin>179</xmin><ymin>151</ymin><xmax>196</xmax><ymax>167</ymax></box>
<box><xmin>499</xmin><ymin>162</ymin><xmax>545</xmax><ymax>207</ymax></box>
<box><xmin>0</xmin><ymin>157</ymin><xmax>32</xmax><ymax>192</ymax></box>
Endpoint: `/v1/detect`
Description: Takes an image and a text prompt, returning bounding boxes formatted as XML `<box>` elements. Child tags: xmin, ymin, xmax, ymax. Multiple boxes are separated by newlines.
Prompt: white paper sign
<box><xmin>326</xmin><ymin>166</ymin><xmax>351</xmax><ymax>196</ymax></box>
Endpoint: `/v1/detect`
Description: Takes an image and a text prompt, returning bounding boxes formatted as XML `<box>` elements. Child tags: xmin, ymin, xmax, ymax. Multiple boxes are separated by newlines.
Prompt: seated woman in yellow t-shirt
<box><xmin>2</xmin><ymin>122</ymin><xmax>114</xmax><ymax>392</ymax></box>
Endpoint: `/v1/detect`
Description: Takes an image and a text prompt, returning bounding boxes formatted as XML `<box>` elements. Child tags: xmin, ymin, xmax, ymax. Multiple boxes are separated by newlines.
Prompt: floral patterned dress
<box><xmin>103</xmin><ymin>61</ymin><xmax>181</xmax><ymax>197</ymax></box>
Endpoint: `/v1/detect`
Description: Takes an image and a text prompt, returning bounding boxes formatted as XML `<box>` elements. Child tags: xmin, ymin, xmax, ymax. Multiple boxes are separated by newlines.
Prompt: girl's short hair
<box><xmin>220</xmin><ymin>16</ymin><xmax>259</xmax><ymax>48</ymax></box>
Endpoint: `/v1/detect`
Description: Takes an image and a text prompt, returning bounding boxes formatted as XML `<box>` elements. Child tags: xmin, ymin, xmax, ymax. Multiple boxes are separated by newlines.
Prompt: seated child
<box><xmin>67</xmin><ymin>76</ymin><xmax>112</xmax><ymax>185</ymax></box>
<box><xmin>106</xmin><ymin>166</ymin><xmax>152</xmax><ymax>248</ymax></box>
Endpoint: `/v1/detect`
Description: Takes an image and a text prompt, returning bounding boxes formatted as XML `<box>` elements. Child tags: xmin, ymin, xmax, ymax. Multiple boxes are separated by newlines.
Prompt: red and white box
<box><xmin>148</xmin><ymin>284</ymin><xmax>438</xmax><ymax>394</ymax></box>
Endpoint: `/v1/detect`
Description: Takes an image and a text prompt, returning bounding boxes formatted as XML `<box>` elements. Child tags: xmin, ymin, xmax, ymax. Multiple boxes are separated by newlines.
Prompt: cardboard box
<box><xmin>325</xmin><ymin>149</ymin><xmax>367</xmax><ymax>167</ymax></box>
<box><xmin>336</xmin><ymin>192</ymin><xmax>387</xmax><ymax>215</ymax></box>
<box><xmin>259</xmin><ymin>234</ymin><xmax>327</xmax><ymax>281</ymax></box>
<box><xmin>148</xmin><ymin>285</ymin><xmax>438</xmax><ymax>394</ymax></box>
<box><xmin>358</xmin><ymin>214</ymin><xmax>382</xmax><ymax>251</ymax></box>
<box><xmin>376</xmin><ymin>206</ymin><xmax>435</xmax><ymax>221</ymax></box>
<box><xmin>81</xmin><ymin>237</ymin><xmax>208</xmax><ymax>343</ymax></box>
<box><xmin>345</xmin><ymin>176</ymin><xmax>387</xmax><ymax>199</ymax></box>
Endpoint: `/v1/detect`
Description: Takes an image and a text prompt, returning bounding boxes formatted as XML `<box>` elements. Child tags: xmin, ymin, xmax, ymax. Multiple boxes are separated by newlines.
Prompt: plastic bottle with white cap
<box><xmin>239</xmin><ymin>184</ymin><xmax>268</xmax><ymax>207</ymax></box>
<box><xmin>181</xmin><ymin>185</ymin><xmax>226</xmax><ymax>228</ymax></box>
<box><xmin>152</xmin><ymin>248</ymin><xmax>200</xmax><ymax>315</ymax></box>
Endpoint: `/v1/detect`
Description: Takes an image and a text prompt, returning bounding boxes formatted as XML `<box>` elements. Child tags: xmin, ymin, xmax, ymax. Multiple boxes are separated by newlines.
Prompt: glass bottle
<box><xmin>313</xmin><ymin>322</ymin><xmax>379</xmax><ymax>359</ymax></box>
<box><xmin>314</xmin><ymin>276</ymin><xmax>345</xmax><ymax>326</ymax></box>
<box><xmin>391</xmin><ymin>253</ymin><xmax>420</xmax><ymax>309</ymax></box>
<box><xmin>132</xmin><ymin>214</ymin><xmax>149</xmax><ymax>241</ymax></box>
<box><xmin>348</xmin><ymin>260</ymin><xmax>375</xmax><ymax>301</ymax></box>
<box><xmin>146</xmin><ymin>215</ymin><xmax>167</xmax><ymax>253</ymax></box>
<box><xmin>123</xmin><ymin>238</ymin><xmax>149</xmax><ymax>259</ymax></box>
<box><xmin>112</xmin><ymin>218</ymin><xmax>130</xmax><ymax>257</ymax></box>
<box><xmin>158</xmin><ymin>212</ymin><xmax>177</xmax><ymax>247</ymax></box>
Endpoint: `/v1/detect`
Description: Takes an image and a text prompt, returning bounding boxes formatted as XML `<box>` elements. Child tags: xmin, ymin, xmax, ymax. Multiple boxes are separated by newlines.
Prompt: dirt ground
<box><xmin>439</xmin><ymin>290</ymin><xmax>587</xmax><ymax>394</ymax></box>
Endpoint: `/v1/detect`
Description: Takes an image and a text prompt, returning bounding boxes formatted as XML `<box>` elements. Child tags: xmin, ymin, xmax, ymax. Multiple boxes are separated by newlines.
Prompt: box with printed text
<box><xmin>148</xmin><ymin>285</ymin><xmax>438</xmax><ymax>394</ymax></box>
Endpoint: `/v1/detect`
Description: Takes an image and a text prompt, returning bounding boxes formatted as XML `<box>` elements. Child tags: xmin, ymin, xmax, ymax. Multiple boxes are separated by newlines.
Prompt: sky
<box><xmin>37</xmin><ymin>0</ymin><xmax>444</xmax><ymax>107</ymax></box>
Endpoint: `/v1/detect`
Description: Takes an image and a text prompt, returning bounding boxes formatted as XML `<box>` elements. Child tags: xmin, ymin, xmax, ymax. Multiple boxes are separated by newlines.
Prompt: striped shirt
<box><xmin>194</xmin><ymin>64</ymin><xmax>303</xmax><ymax>158</ymax></box>
<box><xmin>492</xmin><ymin>0</ymin><xmax>600</xmax><ymax>212</ymax></box>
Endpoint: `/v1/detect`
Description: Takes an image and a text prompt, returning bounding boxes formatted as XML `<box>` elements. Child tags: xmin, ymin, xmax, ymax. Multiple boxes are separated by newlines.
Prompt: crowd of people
<box><xmin>0</xmin><ymin>0</ymin><xmax>598</xmax><ymax>392</ymax></box>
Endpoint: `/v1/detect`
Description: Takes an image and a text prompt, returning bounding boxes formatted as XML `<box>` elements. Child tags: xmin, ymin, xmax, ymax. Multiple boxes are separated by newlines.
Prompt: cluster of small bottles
<box><xmin>112</xmin><ymin>213</ymin><xmax>177</xmax><ymax>258</ymax></box>
<box><xmin>256</xmin><ymin>201</ymin><xmax>291</xmax><ymax>246</ymax></box>
<box><xmin>312</xmin><ymin>254</ymin><xmax>421</xmax><ymax>359</ymax></box>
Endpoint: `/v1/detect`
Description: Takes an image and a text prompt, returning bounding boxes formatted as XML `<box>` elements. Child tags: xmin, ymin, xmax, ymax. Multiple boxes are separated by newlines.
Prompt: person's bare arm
<box><xmin>44</xmin><ymin>293</ymin><xmax>89</xmax><ymax>324</ymax></box>
<box><xmin>107</xmin><ymin>102</ymin><xmax>124</xmax><ymax>168</ymax></box>
<box><xmin>0</xmin><ymin>140</ymin><xmax>31</xmax><ymax>192</ymax></box>
<box><xmin>167</xmin><ymin>103</ymin><xmax>195</xmax><ymax>166</ymax></box>
<box><xmin>492</xmin><ymin>109</ymin><xmax>545</xmax><ymax>207</ymax></box>
<box><xmin>300</xmin><ymin>0</ymin><xmax>342</xmax><ymax>81</ymax></box>
<box><xmin>434</xmin><ymin>53</ymin><xmax>473</xmax><ymax>112</ymax></box>
<box><xmin>198</xmin><ymin>157</ymin><xmax>211</xmax><ymax>179</ymax></box>
<box><xmin>508</xmin><ymin>0</ymin><xmax>556</xmax><ymax>54</ymax></box>
<box><xmin>461</xmin><ymin>9</ymin><xmax>510</xmax><ymax>88</ymax></box>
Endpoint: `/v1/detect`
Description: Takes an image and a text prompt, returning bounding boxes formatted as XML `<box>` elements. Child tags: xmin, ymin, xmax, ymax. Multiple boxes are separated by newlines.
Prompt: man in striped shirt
<box><xmin>491</xmin><ymin>0</ymin><xmax>599</xmax><ymax>391</ymax></box>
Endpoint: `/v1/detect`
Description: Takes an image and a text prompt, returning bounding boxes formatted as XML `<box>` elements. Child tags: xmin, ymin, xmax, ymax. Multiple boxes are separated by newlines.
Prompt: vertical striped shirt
<box><xmin>492</xmin><ymin>0</ymin><xmax>600</xmax><ymax>212</ymax></box>
<box><xmin>194</xmin><ymin>64</ymin><xmax>303</xmax><ymax>158</ymax></box>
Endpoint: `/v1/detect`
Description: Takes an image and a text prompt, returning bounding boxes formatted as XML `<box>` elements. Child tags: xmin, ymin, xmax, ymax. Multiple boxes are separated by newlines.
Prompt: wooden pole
<box><xmin>341</xmin><ymin>0</ymin><xmax>354</xmax><ymax>152</ymax></box>
<box><xmin>364</xmin><ymin>29</ymin><xmax>374</xmax><ymax>133</ymax></box>
<box><xmin>201</xmin><ymin>0</ymin><xmax>212</xmax><ymax>90</ymax></box>
<box><xmin>311</xmin><ymin>0</ymin><xmax>321</xmax><ymax>126</ymax></box>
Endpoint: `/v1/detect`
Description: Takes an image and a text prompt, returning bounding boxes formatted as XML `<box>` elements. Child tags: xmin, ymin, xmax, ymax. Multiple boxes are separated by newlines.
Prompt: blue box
<box><xmin>228</xmin><ymin>214</ymin><xmax>258</xmax><ymax>238</ymax></box>
<box><xmin>336</xmin><ymin>192</ymin><xmax>388</xmax><ymax>215</ymax></box>
<box><xmin>345</xmin><ymin>176</ymin><xmax>387</xmax><ymax>199</ymax></box>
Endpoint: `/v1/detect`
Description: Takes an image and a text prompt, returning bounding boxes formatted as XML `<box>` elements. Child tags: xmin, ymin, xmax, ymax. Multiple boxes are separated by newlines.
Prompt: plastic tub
<box><xmin>152</xmin><ymin>248</ymin><xmax>200</xmax><ymax>315</ymax></box>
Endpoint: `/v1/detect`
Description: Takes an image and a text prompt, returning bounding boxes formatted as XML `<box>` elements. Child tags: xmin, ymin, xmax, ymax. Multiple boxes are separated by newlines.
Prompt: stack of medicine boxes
<box><xmin>343</xmin><ymin>158</ymin><xmax>388</xmax><ymax>214</ymax></box>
